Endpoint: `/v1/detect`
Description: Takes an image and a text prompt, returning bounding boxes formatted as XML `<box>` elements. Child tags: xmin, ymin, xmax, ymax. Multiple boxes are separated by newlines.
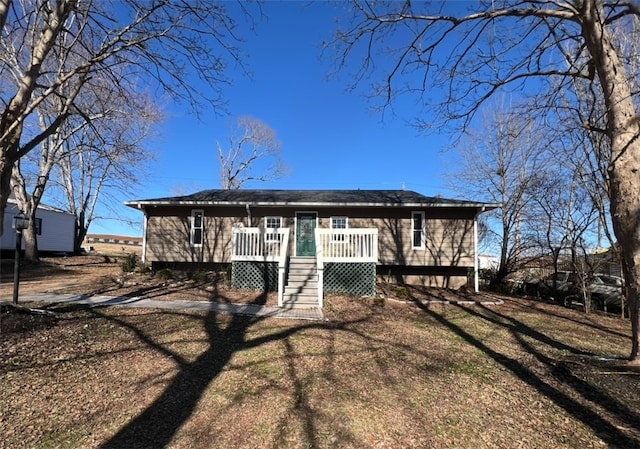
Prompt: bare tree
<box><xmin>546</xmin><ymin>14</ymin><xmax>640</xmax><ymax>312</ymax></box>
<box><xmin>331</xmin><ymin>1</ymin><xmax>640</xmax><ymax>362</ymax></box>
<box><xmin>7</xmin><ymin>43</ymin><xmax>161</xmax><ymax>258</ymax></box>
<box><xmin>450</xmin><ymin>105</ymin><xmax>546</xmax><ymax>289</ymax></box>
<box><xmin>52</xmin><ymin>83</ymin><xmax>160</xmax><ymax>254</ymax></box>
<box><xmin>217</xmin><ymin>116</ymin><xmax>288</xmax><ymax>190</ymax></box>
<box><xmin>0</xmin><ymin>0</ymin><xmax>255</xmax><ymax>234</ymax></box>
<box><xmin>8</xmin><ymin>98</ymin><xmax>65</xmax><ymax>261</ymax></box>
<box><xmin>529</xmin><ymin>164</ymin><xmax>600</xmax><ymax>311</ymax></box>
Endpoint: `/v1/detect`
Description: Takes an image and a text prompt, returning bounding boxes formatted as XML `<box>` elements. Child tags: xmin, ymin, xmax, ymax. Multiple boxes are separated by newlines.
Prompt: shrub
<box><xmin>479</xmin><ymin>268</ymin><xmax>497</xmax><ymax>284</ymax></box>
<box><xmin>156</xmin><ymin>268</ymin><xmax>174</xmax><ymax>280</ymax></box>
<box><xmin>191</xmin><ymin>271</ymin><xmax>209</xmax><ymax>283</ymax></box>
<box><xmin>120</xmin><ymin>253</ymin><xmax>139</xmax><ymax>273</ymax></box>
<box><xmin>395</xmin><ymin>285</ymin><xmax>412</xmax><ymax>300</ymax></box>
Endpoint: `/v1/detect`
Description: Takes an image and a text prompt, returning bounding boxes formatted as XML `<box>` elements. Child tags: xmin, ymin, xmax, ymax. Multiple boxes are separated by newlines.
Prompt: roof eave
<box><xmin>125</xmin><ymin>200</ymin><xmax>501</xmax><ymax>210</ymax></box>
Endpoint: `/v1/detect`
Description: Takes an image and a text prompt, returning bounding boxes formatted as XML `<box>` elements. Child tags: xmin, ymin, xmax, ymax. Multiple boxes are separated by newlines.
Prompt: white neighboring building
<box><xmin>0</xmin><ymin>199</ymin><xmax>75</xmax><ymax>253</ymax></box>
<box><xmin>478</xmin><ymin>254</ymin><xmax>500</xmax><ymax>270</ymax></box>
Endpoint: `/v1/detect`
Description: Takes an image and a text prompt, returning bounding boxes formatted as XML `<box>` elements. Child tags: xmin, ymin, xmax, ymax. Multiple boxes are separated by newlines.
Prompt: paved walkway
<box><xmin>3</xmin><ymin>293</ymin><xmax>326</xmax><ymax>321</ymax></box>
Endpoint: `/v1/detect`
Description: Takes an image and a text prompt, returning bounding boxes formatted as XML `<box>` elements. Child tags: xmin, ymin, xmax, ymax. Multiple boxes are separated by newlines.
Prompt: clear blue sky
<box><xmin>91</xmin><ymin>1</ymin><xmax>470</xmax><ymax>237</ymax></box>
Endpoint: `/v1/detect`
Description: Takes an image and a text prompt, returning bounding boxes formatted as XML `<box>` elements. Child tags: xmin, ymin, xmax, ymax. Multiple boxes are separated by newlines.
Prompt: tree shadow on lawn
<box><xmin>87</xmin><ymin>276</ymin><xmax>212</xmax><ymax>302</ymax></box>
<box><xmin>416</xmin><ymin>301</ymin><xmax>640</xmax><ymax>447</ymax></box>
<box><xmin>100</xmin><ymin>309</ymin><xmax>261</xmax><ymax>448</ymax></box>
<box><xmin>2</xmin><ymin>302</ymin><xmax>234</xmax><ymax>376</ymax></box>
<box><xmin>88</xmin><ymin>271</ymin><xmax>274</xmax><ymax>305</ymax></box>
<box><xmin>0</xmin><ymin>260</ymin><xmax>70</xmax><ymax>283</ymax></box>
<box><xmin>417</xmin><ymin>286</ymin><xmax>630</xmax><ymax>341</ymax></box>
<box><xmin>95</xmin><ymin>288</ymin><xmax>368</xmax><ymax>449</ymax></box>
<box><xmin>514</xmin><ymin>297</ymin><xmax>630</xmax><ymax>340</ymax></box>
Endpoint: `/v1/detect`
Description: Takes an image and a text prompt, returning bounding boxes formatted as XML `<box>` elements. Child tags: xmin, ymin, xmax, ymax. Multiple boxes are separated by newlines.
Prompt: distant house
<box><xmin>0</xmin><ymin>198</ymin><xmax>75</xmax><ymax>254</ymax></box>
<box><xmin>478</xmin><ymin>254</ymin><xmax>500</xmax><ymax>270</ymax></box>
<box><xmin>84</xmin><ymin>234</ymin><xmax>143</xmax><ymax>247</ymax></box>
<box><xmin>126</xmin><ymin>189</ymin><xmax>498</xmax><ymax>308</ymax></box>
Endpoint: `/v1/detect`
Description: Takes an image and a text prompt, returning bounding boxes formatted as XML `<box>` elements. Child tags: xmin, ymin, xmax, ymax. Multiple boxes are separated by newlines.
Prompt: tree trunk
<box><xmin>0</xmin><ymin>113</ymin><xmax>22</xmax><ymax>237</ymax></box>
<box><xmin>0</xmin><ymin>156</ymin><xmax>16</xmax><ymax>236</ymax></box>
<box><xmin>489</xmin><ymin>264</ymin><xmax>509</xmax><ymax>291</ymax></box>
<box><xmin>580</xmin><ymin>0</ymin><xmax>640</xmax><ymax>362</ymax></box>
<box><xmin>611</xmin><ymin>172</ymin><xmax>640</xmax><ymax>362</ymax></box>
<box><xmin>23</xmin><ymin>221</ymin><xmax>39</xmax><ymax>262</ymax></box>
<box><xmin>10</xmin><ymin>165</ymin><xmax>39</xmax><ymax>262</ymax></box>
<box><xmin>73</xmin><ymin>212</ymin><xmax>86</xmax><ymax>255</ymax></box>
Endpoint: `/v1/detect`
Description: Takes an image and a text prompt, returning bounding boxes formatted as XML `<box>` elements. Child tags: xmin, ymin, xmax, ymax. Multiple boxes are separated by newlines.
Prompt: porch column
<box><xmin>317</xmin><ymin>266</ymin><xmax>324</xmax><ymax>309</ymax></box>
<box><xmin>278</xmin><ymin>263</ymin><xmax>285</xmax><ymax>307</ymax></box>
<box><xmin>315</xmin><ymin>228</ymin><xmax>324</xmax><ymax>308</ymax></box>
<box><xmin>141</xmin><ymin>212</ymin><xmax>148</xmax><ymax>264</ymax></box>
<box><xmin>473</xmin><ymin>214</ymin><xmax>479</xmax><ymax>293</ymax></box>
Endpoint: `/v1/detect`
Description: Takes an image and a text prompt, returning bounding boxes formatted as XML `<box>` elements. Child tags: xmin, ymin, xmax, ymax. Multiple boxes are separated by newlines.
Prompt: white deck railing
<box><xmin>232</xmin><ymin>227</ymin><xmax>290</xmax><ymax>263</ymax></box>
<box><xmin>232</xmin><ymin>227</ymin><xmax>290</xmax><ymax>307</ymax></box>
<box><xmin>232</xmin><ymin>227</ymin><xmax>378</xmax><ymax>309</ymax></box>
<box><xmin>314</xmin><ymin>228</ymin><xmax>378</xmax><ymax>263</ymax></box>
<box><xmin>315</xmin><ymin>228</ymin><xmax>378</xmax><ymax>309</ymax></box>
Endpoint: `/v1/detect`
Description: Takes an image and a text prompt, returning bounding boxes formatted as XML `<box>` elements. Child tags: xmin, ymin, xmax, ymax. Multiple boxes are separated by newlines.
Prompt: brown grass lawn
<box><xmin>0</xmin><ymin>256</ymin><xmax>639</xmax><ymax>448</ymax></box>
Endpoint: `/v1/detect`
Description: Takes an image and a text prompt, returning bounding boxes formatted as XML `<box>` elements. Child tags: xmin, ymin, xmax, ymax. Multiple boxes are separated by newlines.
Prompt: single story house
<box><xmin>0</xmin><ymin>198</ymin><xmax>75</xmax><ymax>254</ymax></box>
<box><xmin>125</xmin><ymin>189</ymin><xmax>499</xmax><ymax>308</ymax></box>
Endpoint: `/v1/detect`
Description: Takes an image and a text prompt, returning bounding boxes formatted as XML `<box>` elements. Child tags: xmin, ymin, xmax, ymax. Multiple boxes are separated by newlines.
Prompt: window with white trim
<box><xmin>331</xmin><ymin>216</ymin><xmax>348</xmax><ymax>242</ymax></box>
<box><xmin>190</xmin><ymin>210</ymin><xmax>204</xmax><ymax>247</ymax></box>
<box><xmin>412</xmin><ymin>211</ymin><xmax>425</xmax><ymax>249</ymax></box>
<box><xmin>264</xmin><ymin>216</ymin><xmax>282</xmax><ymax>242</ymax></box>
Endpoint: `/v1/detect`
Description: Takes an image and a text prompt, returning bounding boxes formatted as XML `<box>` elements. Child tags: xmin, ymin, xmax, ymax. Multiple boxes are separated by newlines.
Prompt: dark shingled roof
<box><xmin>126</xmin><ymin>189</ymin><xmax>499</xmax><ymax>209</ymax></box>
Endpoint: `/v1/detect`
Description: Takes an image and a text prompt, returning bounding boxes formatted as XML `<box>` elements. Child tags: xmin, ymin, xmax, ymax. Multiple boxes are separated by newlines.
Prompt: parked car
<box><xmin>524</xmin><ymin>271</ymin><xmax>574</xmax><ymax>302</ymax></box>
<box><xmin>589</xmin><ymin>274</ymin><xmax>624</xmax><ymax>311</ymax></box>
<box><xmin>524</xmin><ymin>271</ymin><xmax>624</xmax><ymax>311</ymax></box>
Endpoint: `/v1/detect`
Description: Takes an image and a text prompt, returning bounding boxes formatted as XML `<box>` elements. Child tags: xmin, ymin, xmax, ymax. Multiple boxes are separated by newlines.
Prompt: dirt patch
<box><xmin>0</xmin><ymin>255</ymin><xmax>124</xmax><ymax>296</ymax></box>
<box><xmin>0</xmin><ymin>255</ymin><xmax>277</xmax><ymax>305</ymax></box>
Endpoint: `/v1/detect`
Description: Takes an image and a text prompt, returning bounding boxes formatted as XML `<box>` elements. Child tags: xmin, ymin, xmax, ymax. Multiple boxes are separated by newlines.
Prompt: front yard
<box><xmin>1</xmin><ymin>282</ymin><xmax>638</xmax><ymax>448</ymax></box>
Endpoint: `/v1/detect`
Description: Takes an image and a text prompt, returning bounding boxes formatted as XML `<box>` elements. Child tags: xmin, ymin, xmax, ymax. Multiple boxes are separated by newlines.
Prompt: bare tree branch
<box><xmin>0</xmin><ymin>0</ymin><xmax>256</xmax><ymax>233</ymax></box>
<box><xmin>330</xmin><ymin>0</ymin><xmax>640</xmax><ymax>361</ymax></box>
<box><xmin>217</xmin><ymin>116</ymin><xmax>288</xmax><ymax>190</ymax></box>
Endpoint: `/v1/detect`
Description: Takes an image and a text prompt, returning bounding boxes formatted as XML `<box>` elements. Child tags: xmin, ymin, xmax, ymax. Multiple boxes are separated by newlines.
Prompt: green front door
<box><xmin>296</xmin><ymin>212</ymin><xmax>317</xmax><ymax>256</ymax></box>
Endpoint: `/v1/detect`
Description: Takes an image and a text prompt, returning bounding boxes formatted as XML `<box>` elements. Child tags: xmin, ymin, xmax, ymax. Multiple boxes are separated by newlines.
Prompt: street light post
<box><xmin>12</xmin><ymin>213</ymin><xmax>30</xmax><ymax>305</ymax></box>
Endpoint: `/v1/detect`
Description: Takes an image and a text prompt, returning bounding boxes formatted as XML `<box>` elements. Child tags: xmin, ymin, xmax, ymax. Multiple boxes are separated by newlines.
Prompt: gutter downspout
<box><xmin>139</xmin><ymin>203</ymin><xmax>148</xmax><ymax>264</ymax></box>
<box><xmin>474</xmin><ymin>206</ymin><xmax>486</xmax><ymax>293</ymax></box>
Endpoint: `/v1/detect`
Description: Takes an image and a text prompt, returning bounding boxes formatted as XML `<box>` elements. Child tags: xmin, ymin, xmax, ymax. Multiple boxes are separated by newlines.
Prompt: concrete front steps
<box><xmin>283</xmin><ymin>257</ymin><xmax>319</xmax><ymax>309</ymax></box>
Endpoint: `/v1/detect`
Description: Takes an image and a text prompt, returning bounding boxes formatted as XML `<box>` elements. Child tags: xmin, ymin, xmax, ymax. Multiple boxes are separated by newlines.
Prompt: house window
<box><xmin>264</xmin><ymin>216</ymin><xmax>282</xmax><ymax>242</ymax></box>
<box><xmin>331</xmin><ymin>216</ymin><xmax>348</xmax><ymax>242</ymax></box>
<box><xmin>412</xmin><ymin>211</ymin><xmax>425</xmax><ymax>249</ymax></box>
<box><xmin>190</xmin><ymin>210</ymin><xmax>204</xmax><ymax>247</ymax></box>
<box><xmin>265</xmin><ymin>216</ymin><xmax>282</xmax><ymax>229</ymax></box>
<box><xmin>34</xmin><ymin>218</ymin><xmax>42</xmax><ymax>236</ymax></box>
